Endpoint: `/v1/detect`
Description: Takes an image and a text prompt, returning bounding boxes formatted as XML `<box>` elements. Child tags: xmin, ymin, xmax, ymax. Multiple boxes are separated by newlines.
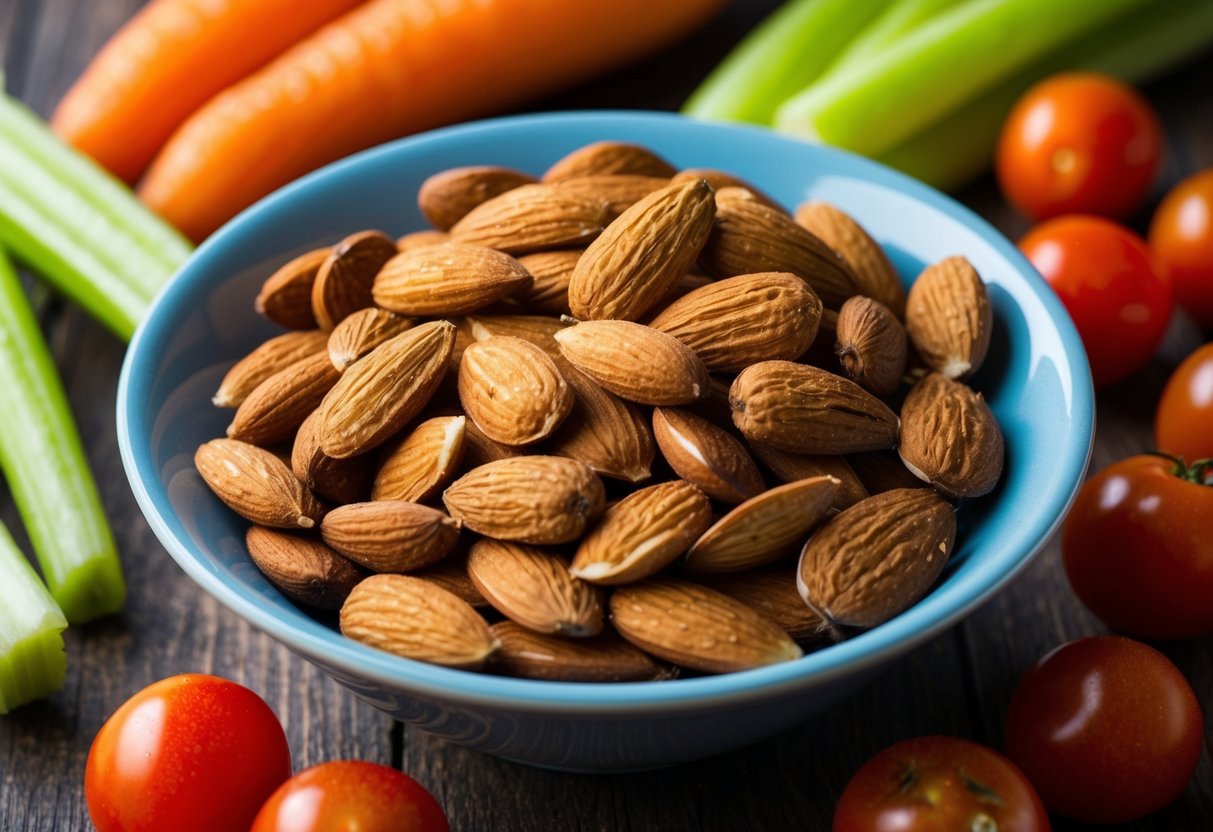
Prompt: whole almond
<box><xmin>373</xmin><ymin>243</ymin><xmax>533</xmax><ymax>316</ymax></box>
<box><xmin>568</xmin><ymin>179</ymin><xmax>716</xmax><ymax>321</ymax></box>
<box><xmin>246</xmin><ymin>526</ymin><xmax>365</xmax><ymax>609</ymax></box>
<box><xmin>418</xmin><ymin>165</ymin><xmax>537</xmax><ymax>230</ymax></box>
<box><xmin>648</xmin><ymin>272</ymin><xmax>822</xmax><ymax>373</ymax></box>
<box><xmin>542</xmin><ymin>141</ymin><xmax>676</xmax><ymax>182</ymax></box>
<box><xmin>554</xmin><ymin>320</ymin><xmax>710</xmax><ymax>406</ymax></box>
<box><xmin>458</xmin><ymin>336</ymin><xmax>574</xmax><ymax>445</ymax></box>
<box><xmin>730</xmin><ymin>361</ymin><xmax>899</xmax><ymax>454</ymax></box>
<box><xmin>552</xmin><ymin>175</ymin><xmax>671</xmax><ymax>219</ymax></box>
<box><xmin>670</xmin><ymin>169</ymin><xmax>782</xmax><ymax>210</ymax></box>
<box><xmin>610</xmin><ymin>579</ymin><xmax>802</xmax><ymax>673</ymax></box>
<box><xmin>749</xmin><ymin>443</ymin><xmax>868</xmax><ymax>510</ymax></box>
<box><xmin>848</xmin><ymin>450</ymin><xmax>932</xmax><ymax>494</ymax></box>
<box><xmin>700</xmin><ymin>567</ymin><xmax>824</xmax><ymax>642</ymax></box>
<box><xmin>515</xmin><ymin>250</ymin><xmax>582</xmax><ymax>314</ymax></box>
<box><xmin>213</xmin><ymin>330</ymin><xmax>328</xmax><ymax>408</ymax></box>
<box><xmin>898</xmin><ymin>373</ymin><xmax>1004</xmax><ymax>498</ymax></box>
<box><xmin>701</xmin><ymin>188</ymin><xmax>860</xmax><ymax>308</ymax></box>
<box><xmin>291</xmin><ymin>409</ymin><xmax>373</xmax><ymax>504</ymax></box>
<box><xmin>397</xmin><ymin>229</ymin><xmax>450</xmax><ymax>252</ymax></box>
<box><xmin>460</xmin><ymin>414</ymin><xmax>524</xmax><ymax>468</ymax></box>
<box><xmin>320</xmin><ymin>500</ymin><xmax>460</xmax><ymax>573</ymax></box>
<box><xmin>317</xmin><ymin>320</ymin><xmax>456</xmax><ymax>458</ymax></box>
<box><xmin>795</xmin><ymin>202</ymin><xmax>906</xmax><ymax>317</ymax></box>
<box><xmin>467</xmin><ymin>539</ymin><xmax>603</xmax><ymax>636</ymax></box>
<box><xmin>685</xmin><ymin>476</ymin><xmax>839</xmax><ymax>573</ymax></box>
<box><xmin>372</xmin><ymin>415</ymin><xmax>467</xmax><ymax>502</ymax></box>
<box><xmin>195</xmin><ymin>438</ymin><xmax>324</xmax><ymax>529</ymax></box>
<box><xmin>571</xmin><ymin>480</ymin><xmax>712</xmax><ymax>585</ymax></box>
<box><xmin>255</xmin><ymin>248</ymin><xmax>327</xmax><ymax>329</ymax></box>
<box><xmin>443</xmin><ymin>456</ymin><xmax>606</xmax><ymax>544</ymax></box>
<box><xmin>311</xmin><ymin>230</ymin><xmax>397</xmax><ymax>331</ymax></box>
<box><xmin>490</xmin><ymin>622</ymin><xmax>672</xmax><ymax>682</ymax></box>
<box><xmin>340</xmin><ymin>574</ymin><xmax>498</xmax><ymax>670</ymax></box>
<box><xmin>328</xmin><ymin>308</ymin><xmax>414</xmax><ymax>371</ymax></box>
<box><xmin>544</xmin><ymin>365</ymin><xmax>655</xmax><ymax>482</ymax></box>
<box><xmin>834</xmin><ymin>295</ymin><xmax>908</xmax><ymax>396</ymax></box>
<box><xmin>652</xmin><ymin>408</ymin><xmax>765</xmax><ymax>503</ymax></box>
<box><xmin>798</xmin><ymin>488</ymin><xmax>955</xmax><ymax>629</ymax></box>
<box><xmin>467</xmin><ymin>314</ymin><xmax>567</xmax><ymax>359</ymax></box>
<box><xmin>227</xmin><ymin>351</ymin><xmax>340</xmax><ymax>446</ymax></box>
<box><xmin>904</xmin><ymin>256</ymin><xmax>992</xmax><ymax>379</ymax></box>
<box><xmin>449</xmin><ymin>184</ymin><xmax>610</xmax><ymax>254</ymax></box>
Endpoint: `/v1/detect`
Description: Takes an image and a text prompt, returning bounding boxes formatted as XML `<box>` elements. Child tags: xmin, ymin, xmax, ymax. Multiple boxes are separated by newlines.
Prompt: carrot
<box><xmin>138</xmin><ymin>0</ymin><xmax>727</xmax><ymax>242</ymax></box>
<box><xmin>51</xmin><ymin>0</ymin><xmax>366</xmax><ymax>184</ymax></box>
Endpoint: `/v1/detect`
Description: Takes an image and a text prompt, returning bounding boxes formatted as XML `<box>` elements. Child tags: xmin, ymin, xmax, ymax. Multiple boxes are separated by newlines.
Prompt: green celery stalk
<box><xmin>877</xmin><ymin>0</ymin><xmax>1213</xmax><ymax>190</ymax></box>
<box><xmin>0</xmin><ymin>247</ymin><xmax>125</xmax><ymax>623</ymax></box>
<box><xmin>0</xmin><ymin>520</ymin><xmax>67</xmax><ymax>714</ymax></box>
<box><xmin>774</xmin><ymin>0</ymin><xmax>1150</xmax><ymax>156</ymax></box>
<box><xmin>682</xmin><ymin>0</ymin><xmax>889</xmax><ymax>124</ymax></box>
<box><xmin>827</xmin><ymin>0</ymin><xmax>963</xmax><ymax>73</ymax></box>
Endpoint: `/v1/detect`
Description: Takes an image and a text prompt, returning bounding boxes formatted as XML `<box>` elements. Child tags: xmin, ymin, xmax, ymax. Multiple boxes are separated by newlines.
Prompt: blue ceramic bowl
<box><xmin>117</xmin><ymin>111</ymin><xmax>1094</xmax><ymax>772</ymax></box>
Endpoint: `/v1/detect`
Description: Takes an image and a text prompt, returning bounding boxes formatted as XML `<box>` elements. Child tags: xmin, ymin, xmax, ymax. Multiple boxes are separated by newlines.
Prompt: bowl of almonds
<box><xmin>117</xmin><ymin>111</ymin><xmax>1094</xmax><ymax>771</ymax></box>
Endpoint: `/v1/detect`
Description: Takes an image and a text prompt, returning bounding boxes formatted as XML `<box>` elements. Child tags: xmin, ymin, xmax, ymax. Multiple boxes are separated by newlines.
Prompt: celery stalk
<box><xmin>774</xmin><ymin>0</ymin><xmax>1150</xmax><ymax>156</ymax></box>
<box><xmin>682</xmin><ymin>0</ymin><xmax>889</xmax><ymax>124</ymax></box>
<box><xmin>0</xmin><ymin>520</ymin><xmax>67</xmax><ymax>714</ymax></box>
<box><xmin>0</xmin><ymin>247</ymin><xmax>125</xmax><ymax>623</ymax></box>
<box><xmin>828</xmin><ymin>0</ymin><xmax>963</xmax><ymax>73</ymax></box>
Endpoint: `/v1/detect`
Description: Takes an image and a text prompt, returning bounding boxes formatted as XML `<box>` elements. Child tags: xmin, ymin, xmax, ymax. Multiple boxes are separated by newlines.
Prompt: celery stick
<box><xmin>682</xmin><ymin>0</ymin><xmax>889</xmax><ymax>124</ymax></box>
<box><xmin>0</xmin><ymin>247</ymin><xmax>125</xmax><ymax>623</ymax></box>
<box><xmin>828</xmin><ymin>0</ymin><xmax>962</xmax><ymax>73</ymax></box>
<box><xmin>0</xmin><ymin>521</ymin><xmax>67</xmax><ymax>714</ymax></box>
<box><xmin>774</xmin><ymin>0</ymin><xmax>1150</xmax><ymax>156</ymax></box>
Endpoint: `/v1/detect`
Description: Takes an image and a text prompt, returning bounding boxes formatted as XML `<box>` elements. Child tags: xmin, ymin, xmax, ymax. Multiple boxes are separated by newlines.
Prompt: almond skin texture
<box><xmin>568</xmin><ymin>179</ymin><xmax>716</xmax><ymax>321</ymax></box>
<box><xmin>311</xmin><ymin>230</ymin><xmax>398</xmax><ymax>331</ymax></box>
<box><xmin>554</xmin><ymin>320</ymin><xmax>710</xmax><ymax>406</ymax></box>
<box><xmin>467</xmin><ymin>539</ymin><xmax>603</xmax><ymax>636</ymax></box>
<box><xmin>730</xmin><ymin>361</ymin><xmax>899</xmax><ymax>454</ymax></box>
<box><xmin>670</xmin><ymin>168</ymin><xmax>782</xmax><ymax>210</ymax></box>
<box><xmin>652</xmin><ymin>408</ymin><xmax>765</xmax><ymax>503</ymax></box>
<box><xmin>571</xmin><ymin>480</ymin><xmax>712</xmax><ymax>585</ymax></box>
<box><xmin>396</xmin><ymin>229</ymin><xmax>450</xmax><ymax>252</ymax></box>
<box><xmin>490</xmin><ymin>622</ymin><xmax>671</xmax><ymax>682</ymax></box>
<box><xmin>648</xmin><ymin>272</ymin><xmax>822</xmax><ymax>373</ymax></box>
<box><xmin>798</xmin><ymin>488</ymin><xmax>956</xmax><ymax>630</ymax></box>
<box><xmin>905</xmin><ymin>255</ymin><xmax>992</xmax><ymax>379</ymax></box>
<box><xmin>467</xmin><ymin>314</ymin><xmax>567</xmax><ymax>358</ymax></box>
<box><xmin>848</xmin><ymin>450</ymin><xmax>932</xmax><ymax>494</ymax></box>
<box><xmin>373</xmin><ymin>243</ymin><xmax>533</xmax><ymax>317</ymax></box>
<box><xmin>291</xmin><ymin>409</ymin><xmax>373</xmax><ymax>504</ymax></box>
<box><xmin>458</xmin><ymin>336</ymin><xmax>574</xmax><ymax>445</ymax></box>
<box><xmin>515</xmin><ymin>250</ymin><xmax>582</xmax><ymax>314</ymax></box>
<box><xmin>795</xmin><ymin>202</ymin><xmax>906</xmax><ymax>317</ymax></box>
<box><xmin>542</xmin><ymin>141</ymin><xmax>677</xmax><ymax>182</ymax></box>
<box><xmin>246</xmin><ymin>526</ymin><xmax>365</xmax><ymax>609</ymax></box>
<box><xmin>443</xmin><ymin>456</ymin><xmax>606</xmax><ymax>544</ymax></box>
<box><xmin>327</xmin><ymin>308</ymin><xmax>414</xmax><ymax>371</ymax></box>
<box><xmin>418</xmin><ymin>165</ymin><xmax>537</xmax><ymax>231</ymax></box>
<box><xmin>195</xmin><ymin>438</ymin><xmax>324</xmax><ymax>529</ymax></box>
<box><xmin>372</xmin><ymin>415</ymin><xmax>466</xmax><ymax>503</ymax></box>
<box><xmin>255</xmin><ymin>247</ymin><xmax>327</xmax><ymax>329</ymax></box>
<box><xmin>460</xmin><ymin>415</ymin><xmax>524</xmax><ymax>468</ymax></box>
<box><xmin>340</xmin><ymin>574</ymin><xmax>498</xmax><ymax>670</ymax></box>
<box><xmin>552</xmin><ymin>175</ymin><xmax>671</xmax><ymax>220</ymax></box>
<box><xmin>320</xmin><ymin>500</ymin><xmax>460</xmax><ymax>573</ymax></box>
<box><xmin>227</xmin><ymin>351</ymin><xmax>340</xmax><ymax>446</ymax></box>
<box><xmin>898</xmin><ymin>373</ymin><xmax>1004</xmax><ymax>498</ymax></box>
<box><xmin>449</xmin><ymin>184</ymin><xmax>610</xmax><ymax>254</ymax></box>
<box><xmin>213</xmin><ymin>330</ymin><xmax>328</xmax><ymax>408</ymax></box>
<box><xmin>749</xmin><ymin>443</ymin><xmax>868</xmax><ymax>510</ymax></box>
<box><xmin>835</xmin><ymin>295</ymin><xmax>908</xmax><ymax>396</ymax></box>
<box><xmin>411</xmin><ymin>546</ymin><xmax>487</xmax><ymax>609</ymax></box>
<box><xmin>610</xmin><ymin>579</ymin><xmax>803</xmax><ymax>673</ymax></box>
<box><xmin>700</xmin><ymin>567</ymin><xmax>824</xmax><ymax>642</ymax></box>
<box><xmin>544</xmin><ymin>364</ymin><xmax>655</xmax><ymax>483</ymax></box>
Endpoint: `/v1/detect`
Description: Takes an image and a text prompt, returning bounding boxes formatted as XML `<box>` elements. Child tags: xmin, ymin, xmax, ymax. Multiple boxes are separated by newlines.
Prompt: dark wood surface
<box><xmin>1</xmin><ymin>2</ymin><xmax>1210</xmax><ymax>829</ymax></box>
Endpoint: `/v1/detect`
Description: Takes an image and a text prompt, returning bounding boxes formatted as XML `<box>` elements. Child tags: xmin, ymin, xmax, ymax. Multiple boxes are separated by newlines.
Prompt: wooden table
<box><xmin>2</xmin><ymin>2</ymin><xmax>1211</xmax><ymax>829</ymax></box>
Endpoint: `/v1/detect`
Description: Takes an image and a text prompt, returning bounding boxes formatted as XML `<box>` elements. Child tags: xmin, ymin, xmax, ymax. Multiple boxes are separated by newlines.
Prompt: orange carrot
<box><xmin>51</xmin><ymin>0</ymin><xmax>366</xmax><ymax>184</ymax></box>
<box><xmin>138</xmin><ymin>0</ymin><xmax>726</xmax><ymax>242</ymax></box>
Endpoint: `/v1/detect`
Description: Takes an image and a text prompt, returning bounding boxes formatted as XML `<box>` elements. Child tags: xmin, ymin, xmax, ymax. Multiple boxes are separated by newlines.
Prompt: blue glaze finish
<box><xmin>117</xmin><ymin>112</ymin><xmax>1094</xmax><ymax>770</ymax></box>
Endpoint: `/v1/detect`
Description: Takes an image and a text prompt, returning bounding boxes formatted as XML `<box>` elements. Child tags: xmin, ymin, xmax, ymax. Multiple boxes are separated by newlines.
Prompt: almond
<box><xmin>418</xmin><ymin>165</ymin><xmax>537</xmax><ymax>230</ymax></box>
<box><xmin>514</xmin><ymin>249</ymin><xmax>581</xmax><ymax>314</ymax></box>
<box><xmin>195</xmin><ymin>438</ymin><xmax>324</xmax><ymax>529</ymax></box>
<box><xmin>554</xmin><ymin>320</ymin><xmax>710</xmax><ymax>406</ymax></box>
<box><xmin>411</xmin><ymin>544</ymin><xmax>487</xmax><ymax>608</ymax></box>
<box><xmin>458</xmin><ymin>336</ymin><xmax>573</xmax><ymax>445</ymax></box>
<box><xmin>373</xmin><ymin>243</ymin><xmax>533</xmax><ymax>316</ymax></box>
<box><xmin>246</xmin><ymin>526</ymin><xmax>365</xmax><ymax>609</ymax></box>
<box><xmin>227</xmin><ymin>351</ymin><xmax>340</xmax><ymax>446</ymax></box>
<box><xmin>670</xmin><ymin>168</ymin><xmax>782</xmax><ymax>210</ymax></box>
<box><xmin>610</xmin><ymin>579</ymin><xmax>802</xmax><ymax>673</ymax></box>
<box><xmin>552</xmin><ymin>175</ymin><xmax>671</xmax><ymax>219</ymax></box>
<box><xmin>904</xmin><ymin>255</ymin><xmax>992</xmax><ymax>379</ymax></box>
<box><xmin>255</xmin><ymin>248</ymin><xmax>327</xmax><ymax>329</ymax></box>
<box><xmin>340</xmin><ymin>574</ymin><xmax>498</xmax><ymax>670</ymax></box>
<box><xmin>898</xmin><ymin>373</ymin><xmax>1004</xmax><ymax>498</ymax></box>
<box><xmin>648</xmin><ymin>272</ymin><xmax>822</xmax><ymax>373</ymax></box>
<box><xmin>700</xmin><ymin>567</ymin><xmax>824</xmax><ymax>642</ymax></box>
<box><xmin>327</xmin><ymin>308</ymin><xmax>414</xmax><ymax>371</ymax></box>
<box><xmin>310</xmin><ymin>230</ymin><xmax>397</xmax><ymax>331</ymax></box>
<box><xmin>652</xmin><ymin>407</ymin><xmax>765</xmax><ymax>503</ymax></box>
<box><xmin>460</xmin><ymin>414</ymin><xmax>524</xmax><ymax>468</ymax></box>
<box><xmin>544</xmin><ymin>365</ymin><xmax>655</xmax><ymax>483</ymax></box>
<box><xmin>834</xmin><ymin>295</ymin><xmax>908</xmax><ymax>396</ymax></box>
<box><xmin>848</xmin><ymin>450</ymin><xmax>932</xmax><ymax>494</ymax></box>
<box><xmin>490</xmin><ymin>622</ymin><xmax>672</xmax><ymax>682</ymax></box>
<box><xmin>213</xmin><ymin>330</ymin><xmax>328</xmax><ymax>408</ymax></box>
<box><xmin>372</xmin><ymin>415</ymin><xmax>467</xmax><ymax>502</ymax></box>
<box><xmin>396</xmin><ymin>229</ymin><xmax>450</xmax><ymax>252</ymax></box>
<box><xmin>571</xmin><ymin>480</ymin><xmax>712</xmax><ymax>585</ymax></box>
<box><xmin>467</xmin><ymin>539</ymin><xmax>603</xmax><ymax>636</ymax></box>
<box><xmin>291</xmin><ymin>409</ymin><xmax>373</xmax><ymax>504</ymax></box>
<box><xmin>320</xmin><ymin>500</ymin><xmax>460</xmax><ymax>573</ymax></box>
<box><xmin>797</xmin><ymin>488</ymin><xmax>955</xmax><ymax>629</ymax></box>
<box><xmin>449</xmin><ymin>184</ymin><xmax>610</xmax><ymax>253</ymax></box>
<box><xmin>443</xmin><ymin>456</ymin><xmax>606</xmax><ymax>544</ymax></box>
<box><xmin>467</xmin><ymin>314</ymin><xmax>567</xmax><ymax>359</ymax></box>
<box><xmin>685</xmin><ymin>476</ymin><xmax>838</xmax><ymax>573</ymax></box>
<box><xmin>795</xmin><ymin>202</ymin><xmax>906</xmax><ymax>317</ymax></box>
<box><xmin>542</xmin><ymin>141</ymin><xmax>676</xmax><ymax>182</ymax></box>
<box><xmin>568</xmin><ymin>179</ymin><xmax>716</xmax><ymax>321</ymax></box>
<box><xmin>748</xmin><ymin>443</ymin><xmax>868</xmax><ymax>510</ymax></box>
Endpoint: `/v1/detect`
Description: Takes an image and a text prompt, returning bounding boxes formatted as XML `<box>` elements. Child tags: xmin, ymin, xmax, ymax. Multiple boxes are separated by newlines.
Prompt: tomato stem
<box><xmin>1151</xmin><ymin>452</ymin><xmax>1213</xmax><ymax>484</ymax></box>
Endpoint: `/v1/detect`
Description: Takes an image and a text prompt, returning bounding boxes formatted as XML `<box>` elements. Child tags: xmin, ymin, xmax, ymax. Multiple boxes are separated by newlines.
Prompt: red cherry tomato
<box><xmin>833</xmin><ymin>736</ymin><xmax>1050</xmax><ymax>832</ymax></box>
<box><xmin>1149</xmin><ymin>170</ymin><xmax>1213</xmax><ymax>327</ymax></box>
<box><xmin>251</xmin><ymin>760</ymin><xmax>449</xmax><ymax>832</ymax></box>
<box><xmin>1156</xmin><ymin>343</ymin><xmax>1213</xmax><ymax>462</ymax></box>
<box><xmin>996</xmin><ymin>73</ymin><xmax>1162</xmax><ymax>221</ymax></box>
<box><xmin>1020</xmin><ymin>215</ymin><xmax>1172</xmax><ymax>387</ymax></box>
<box><xmin>85</xmin><ymin>674</ymin><xmax>292</xmax><ymax>832</ymax></box>
<box><xmin>1062</xmin><ymin>454</ymin><xmax>1213</xmax><ymax>638</ymax></box>
<box><xmin>1005</xmin><ymin>636</ymin><xmax>1203</xmax><ymax>824</ymax></box>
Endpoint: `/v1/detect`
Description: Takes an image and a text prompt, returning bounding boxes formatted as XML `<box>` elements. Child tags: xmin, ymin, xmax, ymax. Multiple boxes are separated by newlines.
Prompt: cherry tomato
<box><xmin>251</xmin><ymin>761</ymin><xmax>449</xmax><ymax>832</ymax></box>
<box><xmin>1005</xmin><ymin>636</ymin><xmax>1203</xmax><ymax>824</ymax></box>
<box><xmin>1020</xmin><ymin>215</ymin><xmax>1172</xmax><ymax>387</ymax></box>
<box><xmin>833</xmin><ymin>736</ymin><xmax>1050</xmax><ymax>832</ymax></box>
<box><xmin>1062</xmin><ymin>454</ymin><xmax>1213</xmax><ymax>638</ymax></box>
<box><xmin>85</xmin><ymin>674</ymin><xmax>292</xmax><ymax>832</ymax></box>
<box><xmin>996</xmin><ymin>73</ymin><xmax>1162</xmax><ymax>221</ymax></box>
<box><xmin>1156</xmin><ymin>343</ymin><xmax>1213</xmax><ymax>462</ymax></box>
<box><xmin>1149</xmin><ymin>170</ymin><xmax>1213</xmax><ymax>327</ymax></box>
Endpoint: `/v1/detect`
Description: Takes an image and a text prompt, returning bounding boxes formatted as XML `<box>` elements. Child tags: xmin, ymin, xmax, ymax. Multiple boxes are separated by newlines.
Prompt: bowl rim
<box><xmin>118</xmin><ymin>110</ymin><xmax>1094</xmax><ymax>715</ymax></box>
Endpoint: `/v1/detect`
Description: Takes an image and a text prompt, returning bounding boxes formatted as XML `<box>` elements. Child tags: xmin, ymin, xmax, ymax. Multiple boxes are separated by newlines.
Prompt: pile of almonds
<box><xmin>195</xmin><ymin>141</ymin><xmax>1005</xmax><ymax>682</ymax></box>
